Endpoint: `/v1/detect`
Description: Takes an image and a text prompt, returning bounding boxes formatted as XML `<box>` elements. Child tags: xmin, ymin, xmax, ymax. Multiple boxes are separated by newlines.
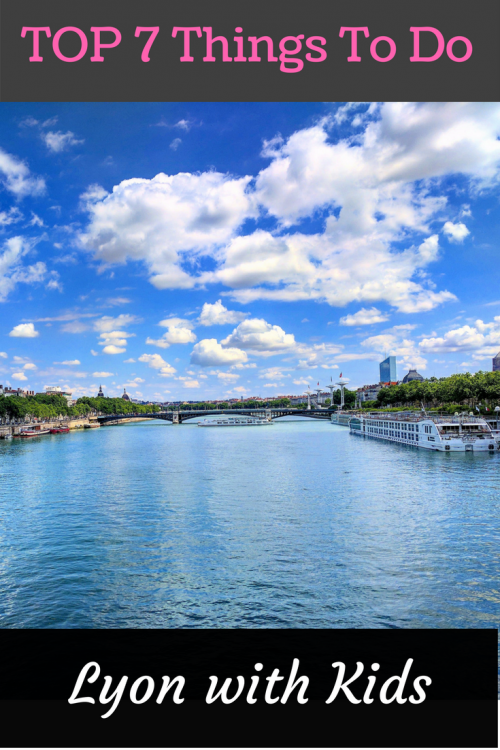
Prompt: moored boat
<box><xmin>17</xmin><ymin>428</ymin><xmax>51</xmax><ymax>438</ymax></box>
<box><xmin>84</xmin><ymin>421</ymin><xmax>100</xmax><ymax>429</ymax></box>
<box><xmin>330</xmin><ymin>411</ymin><xmax>354</xmax><ymax>427</ymax></box>
<box><xmin>50</xmin><ymin>426</ymin><xmax>70</xmax><ymax>434</ymax></box>
<box><xmin>349</xmin><ymin>412</ymin><xmax>500</xmax><ymax>452</ymax></box>
<box><xmin>198</xmin><ymin>415</ymin><xmax>272</xmax><ymax>427</ymax></box>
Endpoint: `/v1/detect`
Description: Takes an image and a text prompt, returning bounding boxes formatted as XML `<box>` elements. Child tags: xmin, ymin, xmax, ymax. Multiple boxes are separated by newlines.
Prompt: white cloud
<box><xmin>138</xmin><ymin>353</ymin><xmax>167</xmax><ymax>368</ymax></box>
<box><xmin>0</xmin><ymin>237</ymin><xmax>47</xmax><ymax>302</ymax></box>
<box><xmin>28</xmin><ymin>213</ymin><xmax>44</xmax><ymax>227</ymax></box>
<box><xmin>0</xmin><ymin>352</ymin><xmax>7</xmax><ymax>359</ymax></box>
<box><xmin>146</xmin><ymin>317</ymin><xmax>197</xmax><ymax>349</ymax></box>
<box><xmin>42</xmin><ymin>130</ymin><xmax>84</xmax><ymax>153</ymax></box>
<box><xmin>93</xmin><ymin>371</ymin><xmax>114</xmax><ymax>377</ymax></box>
<box><xmin>182</xmin><ymin>379</ymin><xmax>199</xmax><ymax>388</ymax></box>
<box><xmin>216</xmin><ymin>103</ymin><xmax>500</xmax><ymax>311</ymax></box>
<box><xmin>9</xmin><ymin>323</ymin><xmax>39</xmax><ymax>338</ymax></box>
<box><xmin>93</xmin><ymin>315</ymin><xmax>139</xmax><ymax>354</ymax></box>
<box><xmin>93</xmin><ymin>314</ymin><xmax>139</xmax><ymax>333</ymax></box>
<box><xmin>419</xmin><ymin>317</ymin><xmax>500</xmax><ymax>357</ymax></box>
<box><xmin>170</xmin><ymin>138</ymin><xmax>182</xmax><ymax>151</ymax></box>
<box><xmin>257</xmin><ymin>103</ymin><xmax>500</xmax><ymax>222</ymax></box>
<box><xmin>0</xmin><ymin>207</ymin><xmax>23</xmax><ymax>226</ymax></box>
<box><xmin>46</xmin><ymin>271</ymin><xmax>63</xmax><ymax>292</ymax></box>
<box><xmin>198</xmin><ymin>299</ymin><xmax>248</xmax><ymax>326</ymax></box>
<box><xmin>78</xmin><ymin>103</ymin><xmax>500</xmax><ymax>315</ymax></box>
<box><xmin>0</xmin><ymin>148</ymin><xmax>45</xmax><ymax>197</ymax></box>
<box><xmin>124</xmin><ymin>377</ymin><xmax>145</xmax><ymax>386</ymax></box>
<box><xmin>105</xmin><ymin>297</ymin><xmax>132</xmax><ymax>307</ymax></box>
<box><xmin>442</xmin><ymin>221</ymin><xmax>470</xmax><ymax>243</ymax></box>
<box><xmin>190</xmin><ymin>339</ymin><xmax>248</xmax><ymax>367</ymax></box>
<box><xmin>361</xmin><ymin>330</ymin><xmax>427</xmax><ymax>371</ymax></box>
<box><xmin>102</xmin><ymin>344</ymin><xmax>126</xmax><ymax>355</ymax></box>
<box><xmin>11</xmin><ymin>371</ymin><xmax>28</xmax><ymax>381</ymax></box>
<box><xmin>339</xmin><ymin>307</ymin><xmax>390</xmax><ymax>327</ymax></box>
<box><xmin>62</xmin><ymin>321</ymin><xmax>90</xmax><ymax>334</ymax></box>
<box><xmin>98</xmin><ymin>331</ymin><xmax>135</xmax><ymax>353</ymax></box>
<box><xmin>258</xmin><ymin>367</ymin><xmax>289</xmax><ymax>380</ymax></box>
<box><xmin>55</xmin><ymin>360</ymin><xmax>81</xmax><ymax>365</ymax></box>
<box><xmin>217</xmin><ymin>371</ymin><xmax>239</xmax><ymax>382</ymax></box>
<box><xmin>124</xmin><ymin>358</ymin><xmax>136</xmax><ymax>363</ymax></box>
<box><xmin>221</xmin><ymin>318</ymin><xmax>296</xmax><ymax>356</ymax></box>
<box><xmin>20</xmin><ymin>115</ymin><xmax>58</xmax><ymax>129</ymax></box>
<box><xmin>174</xmin><ymin>119</ymin><xmax>193</xmax><ymax>131</ymax></box>
<box><xmin>80</xmin><ymin>184</ymin><xmax>109</xmax><ymax>207</ymax></box>
<box><xmin>210</xmin><ymin>230</ymin><xmax>454</xmax><ymax>314</ymax></box>
<box><xmin>289</xmin><ymin>342</ymin><xmax>344</xmax><ymax>370</ymax></box>
<box><xmin>138</xmin><ymin>353</ymin><xmax>177</xmax><ymax>377</ymax></box>
<box><xmin>80</xmin><ymin>171</ymin><xmax>255</xmax><ymax>290</ymax></box>
<box><xmin>23</xmin><ymin>363</ymin><xmax>37</xmax><ymax>370</ymax></box>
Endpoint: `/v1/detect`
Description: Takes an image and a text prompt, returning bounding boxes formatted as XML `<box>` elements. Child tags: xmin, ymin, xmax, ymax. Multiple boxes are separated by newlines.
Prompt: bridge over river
<box><xmin>98</xmin><ymin>408</ymin><xmax>332</xmax><ymax>425</ymax></box>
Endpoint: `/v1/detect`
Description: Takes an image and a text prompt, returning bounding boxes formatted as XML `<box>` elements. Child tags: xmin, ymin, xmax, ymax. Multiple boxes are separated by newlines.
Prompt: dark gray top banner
<box><xmin>1</xmin><ymin>0</ymin><xmax>499</xmax><ymax>101</ymax></box>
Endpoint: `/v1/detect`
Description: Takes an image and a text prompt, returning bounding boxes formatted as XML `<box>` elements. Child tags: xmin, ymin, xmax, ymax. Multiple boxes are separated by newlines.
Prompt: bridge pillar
<box><xmin>172</xmin><ymin>411</ymin><xmax>179</xmax><ymax>424</ymax></box>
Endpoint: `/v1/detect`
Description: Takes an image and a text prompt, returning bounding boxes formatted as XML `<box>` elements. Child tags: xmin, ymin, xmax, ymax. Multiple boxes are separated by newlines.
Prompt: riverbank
<box><xmin>0</xmin><ymin>416</ymin><xmax>92</xmax><ymax>438</ymax></box>
<box><xmin>0</xmin><ymin>415</ymin><xmax>157</xmax><ymax>438</ymax></box>
<box><xmin>100</xmin><ymin>417</ymin><xmax>154</xmax><ymax>427</ymax></box>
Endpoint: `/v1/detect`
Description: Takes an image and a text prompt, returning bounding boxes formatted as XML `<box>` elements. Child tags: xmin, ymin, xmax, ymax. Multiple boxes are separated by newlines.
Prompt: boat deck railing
<box><xmin>362</xmin><ymin>413</ymin><xmax>487</xmax><ymax>424</ymax></box>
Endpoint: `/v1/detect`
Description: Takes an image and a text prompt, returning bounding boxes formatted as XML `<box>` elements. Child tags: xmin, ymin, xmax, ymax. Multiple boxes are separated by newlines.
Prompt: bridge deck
<box><xmin>98</xmin><ymin>408</ymin><xmax>332</xmax><ymax>424</ymax></box>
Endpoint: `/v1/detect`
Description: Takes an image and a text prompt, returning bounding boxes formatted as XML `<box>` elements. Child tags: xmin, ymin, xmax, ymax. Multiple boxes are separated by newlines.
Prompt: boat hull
<box><xmin>198</xmin><ymin>422</ymin><xmax>272</xmax><ymax>427</ymax></box>
<box><xmin>351</xmin><ymin>430</ymin><xmax>499</xmax><ymax>451</ymax></box>
<box><xmin>17</xmin><ymin>429</ymin><xmax>51</xmax><ymax>438</ymax></box>
<box><xmin>198</xmin><ymin>416</ymin><xmax>272</xmax><ymax>427</ymax></box>
<box><xmin>349</xmin><ymin>414</ymin><xmax>500</xmax><ymax>452</ymax></box>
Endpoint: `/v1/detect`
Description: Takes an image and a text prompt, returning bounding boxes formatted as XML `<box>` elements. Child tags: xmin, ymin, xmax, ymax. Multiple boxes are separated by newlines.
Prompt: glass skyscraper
<box><xmin>380</xmin><ymin>356</ymin><xmax>397</xmax><ymax>383</ymax></box>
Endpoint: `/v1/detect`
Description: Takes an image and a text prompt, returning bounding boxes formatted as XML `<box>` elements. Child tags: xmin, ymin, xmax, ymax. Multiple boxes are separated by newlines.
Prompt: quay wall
<box><xmin>100</xmin><ymin>417</ymin><xmax>154</xmax><ymax>426</ymax></box>
<box><xmin>0</xmin><ymin>417</ymin><xmax>90</xmax><ymax>438</ymax></box>
<box><xmin>0</xmin><ymin>415</ymin><xmax>154</xmax><ymax>438</ymax></box>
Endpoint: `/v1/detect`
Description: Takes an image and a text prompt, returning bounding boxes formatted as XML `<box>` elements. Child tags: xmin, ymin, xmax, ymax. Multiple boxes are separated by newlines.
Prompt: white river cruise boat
<box><xmin>348</xmin><ymin>413</ymin><xmax>500</xmax><ymax>452</ymax></box>
<box><xmin>198</xmin><ymin>415</ymin><xmax>272</xmax><ymax>427</ymax></box>
<box><xmin>330</xmin><ymin>411</ymin><xmax>353</xmax><ymax>427</ymax></box>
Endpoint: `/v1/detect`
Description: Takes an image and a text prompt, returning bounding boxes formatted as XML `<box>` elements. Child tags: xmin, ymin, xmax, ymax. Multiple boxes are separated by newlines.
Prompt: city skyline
<box><xmin>1</xmin><ymin>102</ymin><xmax>500</xmax><ymax>402</ymax></box>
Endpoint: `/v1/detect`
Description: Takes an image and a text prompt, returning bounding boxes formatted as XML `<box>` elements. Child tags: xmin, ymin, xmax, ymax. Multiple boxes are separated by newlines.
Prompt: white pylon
<box><xmin>314</xmin><ymin>382</ymin><xmax>323</xmax><ymax>408</ymax></box>
<box><xmin>327</xmin><ymin>377</ymin><xmax>336</xmax><ymax>408</ymax></box>
<box><xmin>336</xmin><ymin>373</ymin><xmax>350</xmax><ymax>410</ymax></box>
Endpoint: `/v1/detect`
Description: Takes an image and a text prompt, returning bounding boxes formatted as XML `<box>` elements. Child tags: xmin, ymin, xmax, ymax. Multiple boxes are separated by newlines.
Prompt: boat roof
<box><xmin>358</xmin><ymin>413</ymin><xmax>488</xmax><ymax>424</ymax></box>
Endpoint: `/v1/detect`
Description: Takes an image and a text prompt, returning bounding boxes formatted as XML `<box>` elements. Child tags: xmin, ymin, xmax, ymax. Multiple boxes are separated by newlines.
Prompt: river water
<box><xmin>0</xmin><ymin>419</ymin><xmax>498</xmax><ymax>630</ymax></box>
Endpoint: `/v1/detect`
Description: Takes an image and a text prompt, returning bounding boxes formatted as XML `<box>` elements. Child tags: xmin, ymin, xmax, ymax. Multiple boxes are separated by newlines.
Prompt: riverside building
<box><xmin>380</xmin><ymin>356</ymin><xmax>397</xmax><ymax>384</ymax></box>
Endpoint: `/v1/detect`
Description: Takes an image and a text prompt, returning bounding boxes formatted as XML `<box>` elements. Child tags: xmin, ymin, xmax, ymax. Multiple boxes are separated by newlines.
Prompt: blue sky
<box><xmin>1</xmin><ymin>102</ymin><xmax>500</xmax><ymax>402</ymax></box>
